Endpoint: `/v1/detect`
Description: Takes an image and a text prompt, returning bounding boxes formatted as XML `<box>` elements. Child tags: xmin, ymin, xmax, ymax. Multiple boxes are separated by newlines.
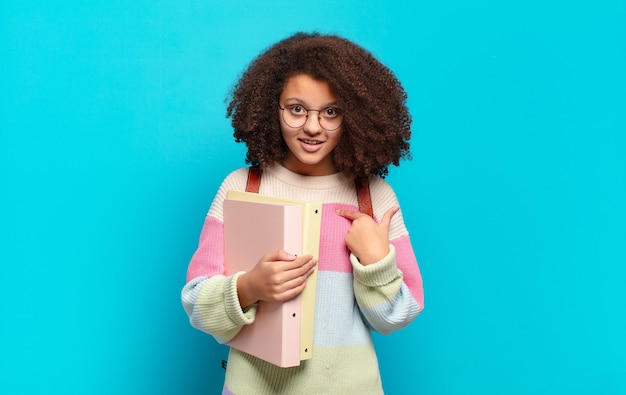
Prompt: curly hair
<box><xmin>226</xmin><ymin>32</ymin><xmax>412</xmax><ymax>178</ymax></box>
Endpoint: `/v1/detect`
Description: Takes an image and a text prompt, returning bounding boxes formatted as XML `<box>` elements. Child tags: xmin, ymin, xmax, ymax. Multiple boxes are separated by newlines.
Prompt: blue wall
<box><xmin>2</xmin><ymin>1</ymin><xmax>625</xmax><ymax>394</ymax></box>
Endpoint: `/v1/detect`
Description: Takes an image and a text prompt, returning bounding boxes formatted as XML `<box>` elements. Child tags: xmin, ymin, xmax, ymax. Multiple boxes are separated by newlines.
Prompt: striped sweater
<box><xmin>181</xmin><ymin>164</ymin><xmax>424</xmax><ymax>394</ymax></box>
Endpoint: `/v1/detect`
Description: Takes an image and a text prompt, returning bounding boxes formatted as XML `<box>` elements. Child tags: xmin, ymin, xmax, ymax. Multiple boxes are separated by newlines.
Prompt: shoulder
<box><xmin>220</xmin><ymin>167</ymin><xmax>251</xmax><ymax>191</ymax></box>
<box><xmin>206</xmin><ymin>167</ymin><xmax>252</xmax><ymax>220</ymax></box>
<box><xmin>367</xmin><ymin>176</ymin><xmax>410</xmax><ymax>239</ymax></box>
<box><xmin>368</xmin><ymin>176</ymin><xmax>398</xmax><ymax>210</ymax></box>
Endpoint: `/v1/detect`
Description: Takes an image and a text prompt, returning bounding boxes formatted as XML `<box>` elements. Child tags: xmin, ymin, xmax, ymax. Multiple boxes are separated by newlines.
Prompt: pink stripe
<box><xmin>319</xmin><ymin>203</ymin><xmax>424</xmax><ymax>306</ymax></box>
<box><xmin>318</xmin><ymin>203</ymin><xmax>358</xmax><ymax>272</ymax></box>
<box><xmin>391</xmin><ymin>235</ymin><xmax>424</xmax><ymax>306</ymax></box>
<box><xmin>186</xmin><ymin>208</ymin><xmax>424</xmax><ymax>309</ymax></box>
<box><xmin>186</xmin><ymin>216</ymin><xmax>225</xmax><ymax>282</ymax></box>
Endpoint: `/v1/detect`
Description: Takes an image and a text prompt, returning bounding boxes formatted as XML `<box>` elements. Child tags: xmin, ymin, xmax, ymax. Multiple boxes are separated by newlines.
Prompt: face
<box><xmin>279</xmin><ymin>74</ymin><xmax>343</xmax><ymax>176</ymax></box>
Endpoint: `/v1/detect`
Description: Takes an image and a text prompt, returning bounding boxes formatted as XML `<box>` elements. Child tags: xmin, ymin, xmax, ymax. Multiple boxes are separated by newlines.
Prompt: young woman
<box><xmin>182</xmin><ymin>32</ymin><xmax>424</xmax><ymax>394</ymax></box>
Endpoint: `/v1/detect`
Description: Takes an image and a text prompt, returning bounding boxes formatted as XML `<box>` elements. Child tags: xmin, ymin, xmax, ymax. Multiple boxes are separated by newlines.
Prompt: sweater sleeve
<box><xmin>180</xmin><ymin>168</ymin><xmax>255</xmax><ymax>343</ymax></box>
<box><xmin>181</xmin><ymin>272</ymin><xmax>256</xmax><ymax>343</ymax></box>
<box><xmin>351</xmin><ymin>178</ymin><xmax>424</xmax><ymax>335</ymax></box>
<box><xmin>351</xmin><ymin>244</ymin><xmax>422</xmax><ymax>334</ymax></box>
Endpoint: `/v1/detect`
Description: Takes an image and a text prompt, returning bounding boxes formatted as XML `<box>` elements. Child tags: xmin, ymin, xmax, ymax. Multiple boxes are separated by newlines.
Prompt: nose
<box><xmin>303</xmin><ymin>110</ymin><xmax>323</xmax><ymax>135</ymax></box>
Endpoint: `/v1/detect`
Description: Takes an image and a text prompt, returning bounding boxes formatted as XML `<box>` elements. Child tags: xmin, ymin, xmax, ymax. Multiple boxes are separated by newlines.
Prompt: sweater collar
<box><xmin>266</xmin><ymin>164</ymin><xmax>354</xmax><ymax>190</ymax></box>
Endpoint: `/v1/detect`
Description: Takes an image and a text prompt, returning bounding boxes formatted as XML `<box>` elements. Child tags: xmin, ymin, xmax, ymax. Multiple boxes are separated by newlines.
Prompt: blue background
<box><xmin>2</xmin><ymin>1</ymin><xmax>625</xmax><ymax>394</ymax></box>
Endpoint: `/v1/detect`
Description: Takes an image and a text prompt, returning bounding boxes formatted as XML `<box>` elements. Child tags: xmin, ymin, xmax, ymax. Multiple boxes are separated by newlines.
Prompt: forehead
<box><xmin>280</xmin><ymin>74</ymin><xmax>337</xmax><ymax>105</ymax></box>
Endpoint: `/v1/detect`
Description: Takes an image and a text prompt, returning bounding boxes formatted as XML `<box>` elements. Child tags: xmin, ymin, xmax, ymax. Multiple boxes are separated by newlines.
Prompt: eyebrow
<box><xmin>282</xmin><ymin>97</ymin><xmax>340</xmax><ymax>108</ymax></box>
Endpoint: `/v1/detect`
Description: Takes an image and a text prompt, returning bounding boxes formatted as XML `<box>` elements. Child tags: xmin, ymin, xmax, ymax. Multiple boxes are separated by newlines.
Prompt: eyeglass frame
<box><xmin>278</xmin><ymin>104</ymin><xmax>344</xmax><ymax>131</ymax></box>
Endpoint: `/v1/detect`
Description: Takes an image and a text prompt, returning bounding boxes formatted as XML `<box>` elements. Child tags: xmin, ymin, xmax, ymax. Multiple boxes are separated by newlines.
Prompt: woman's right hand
<box><xmin>236</xmin><ymin>250</ymin><xmax>317</xmax><ymax>309</ymax></box>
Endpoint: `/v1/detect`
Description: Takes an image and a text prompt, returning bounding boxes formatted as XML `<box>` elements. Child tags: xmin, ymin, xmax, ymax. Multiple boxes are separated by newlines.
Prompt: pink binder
<box><xmin>223</xmin><ymin>199</ymin><xmax>303</xmax><ymax>368</ymax></box>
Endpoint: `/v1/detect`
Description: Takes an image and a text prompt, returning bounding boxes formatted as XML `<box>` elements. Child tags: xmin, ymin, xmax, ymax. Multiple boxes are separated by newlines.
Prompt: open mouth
<box><xmin>299</xmin><ymin>139</ymin><xmax>323</xmax><ymax>145</ymax></box>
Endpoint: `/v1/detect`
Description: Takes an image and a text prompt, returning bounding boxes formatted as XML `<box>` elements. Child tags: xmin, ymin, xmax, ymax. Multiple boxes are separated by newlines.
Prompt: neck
<box><xmin>281</xmin><ymin>155</ymin><xmax>337</xmax><ymax>176</ymax></box>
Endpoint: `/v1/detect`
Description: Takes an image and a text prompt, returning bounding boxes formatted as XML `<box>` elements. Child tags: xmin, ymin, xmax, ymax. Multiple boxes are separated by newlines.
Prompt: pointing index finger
<box><xmin>335</xmin><ymin>209</ymin><xmax>365</xmax><ymax>221</ymax></box>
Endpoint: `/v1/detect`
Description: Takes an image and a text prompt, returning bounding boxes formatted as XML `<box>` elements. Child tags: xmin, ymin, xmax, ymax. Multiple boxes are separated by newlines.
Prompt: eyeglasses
<box><xmin>279</xmin><ymin>104</ymin><xmax>344</xmax><ymax>131</ymax></box>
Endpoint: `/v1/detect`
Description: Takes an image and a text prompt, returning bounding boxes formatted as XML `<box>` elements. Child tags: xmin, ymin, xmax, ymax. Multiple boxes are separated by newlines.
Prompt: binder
<box><xmin>223</xmin><ymin>198</ymin><xmax>303</xmax><ymax>367</ymax></box>
<box><xmin>226</xmin><ymin>191</ymin><xmax>322</xmax><ymax>362</ymax></box>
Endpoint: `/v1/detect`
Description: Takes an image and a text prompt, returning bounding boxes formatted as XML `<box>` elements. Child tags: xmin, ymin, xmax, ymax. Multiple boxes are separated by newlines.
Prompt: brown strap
<box><xmin>244</xmin><ymin>166</ymin><xmax>373</xmax><ymax>217</ymax></box>
<box><xmin>245</xmin><ymin>166</ymin><xmax>262</xmax><ymax>193</ymax></box>
<box><xmin>355</xmin><ymin>176</ymin><xmax>373</xmax><ymax>217</ymax></box>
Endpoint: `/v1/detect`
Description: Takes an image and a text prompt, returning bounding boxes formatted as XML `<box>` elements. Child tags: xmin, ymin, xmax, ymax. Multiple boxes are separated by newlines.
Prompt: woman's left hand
<box><xmin>335</xmin><ymin>206</ymin><xmax>399</xmax><ymax>265</ymax></box>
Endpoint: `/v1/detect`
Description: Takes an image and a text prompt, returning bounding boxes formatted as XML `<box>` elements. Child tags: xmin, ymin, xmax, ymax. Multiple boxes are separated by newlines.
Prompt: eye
<box><xmin>322</xmin><ymin>107</ymin><xmax>340</xmax><ymax>118</ymax></box>
<box><xmin>288</xmin><ymin>104</ymin><xmax>306</xmax><ymax>116</ymax></box>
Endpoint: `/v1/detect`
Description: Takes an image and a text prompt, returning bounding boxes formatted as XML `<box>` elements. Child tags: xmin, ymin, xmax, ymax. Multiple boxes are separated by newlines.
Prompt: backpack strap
<box><xmin>245</xmin><ymin>165</ymin><xmax>262</xmax><ymax>193</ymax></box>
<box><xmin>245</xmin><ymin>166</ymin><xmax>373</xmax><ymax>217</ymax></box>
<box><xmin>354</xmin><ymin>176</ymin><xmax>373</xmax><ymax>218</ymax></box>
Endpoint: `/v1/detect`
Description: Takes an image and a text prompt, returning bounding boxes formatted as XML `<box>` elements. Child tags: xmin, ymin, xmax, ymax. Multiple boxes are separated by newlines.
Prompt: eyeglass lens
<box><xmin>281</xmin><ymin>105</ymin><xmax>343</xmax><ymax>131</ymax></box>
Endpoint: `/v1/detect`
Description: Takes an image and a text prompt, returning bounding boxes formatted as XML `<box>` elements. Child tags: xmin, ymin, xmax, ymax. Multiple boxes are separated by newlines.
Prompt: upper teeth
<box><xmin>302</xmin><ymin>140</ymin><xmax>321</xmax><ymax>144</ymax></box>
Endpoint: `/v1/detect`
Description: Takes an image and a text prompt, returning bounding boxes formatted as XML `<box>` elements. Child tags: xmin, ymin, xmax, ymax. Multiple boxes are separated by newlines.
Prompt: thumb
<box><xmin>380</xmin><ymin>206</ymin><xmax>399</xmax><ymax>230</ymax></box>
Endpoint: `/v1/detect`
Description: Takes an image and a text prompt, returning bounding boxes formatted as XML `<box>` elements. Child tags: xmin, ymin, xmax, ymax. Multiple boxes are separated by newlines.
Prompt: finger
<box><xmin>274</xmin><ymin>280</ymin><xmax>308</xmax><ymax>303</ymax></box>
<box><xmin>335</xmin><ymin>209</ymin><xmax>366</xmax><ymax>221</ymax></box>
<box><xmin>272</xmin><ymin>249</ymin><xmax>299</xmax><ymax>261</ymax></box>
<box><xmin>284</xmin><ymin>255</ymin><xmax>316</xmax><ymax>275</ymax></box>
<box><xmin>275</xmin><ymin>264</ymin><xmax>316</xmax><ymax>301</ymax></box>
<box><xmin>300</xmin><ymin>257</ymin><xmax>317</xmax><ymax>275</ymax></box>
<box><xmin>379</xmin><ymin>206</ymin><xmax>399</xmax><ymax>229</ymax></box>
<box><xmin>272</xmin><ymin>254</ymin><xmax>314</xmax><ymax>276</ymax></box>
<box><xmin>258</xmin><ymin>250</ymin><xmax>298</xmax><ymax>270</ymax></box>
